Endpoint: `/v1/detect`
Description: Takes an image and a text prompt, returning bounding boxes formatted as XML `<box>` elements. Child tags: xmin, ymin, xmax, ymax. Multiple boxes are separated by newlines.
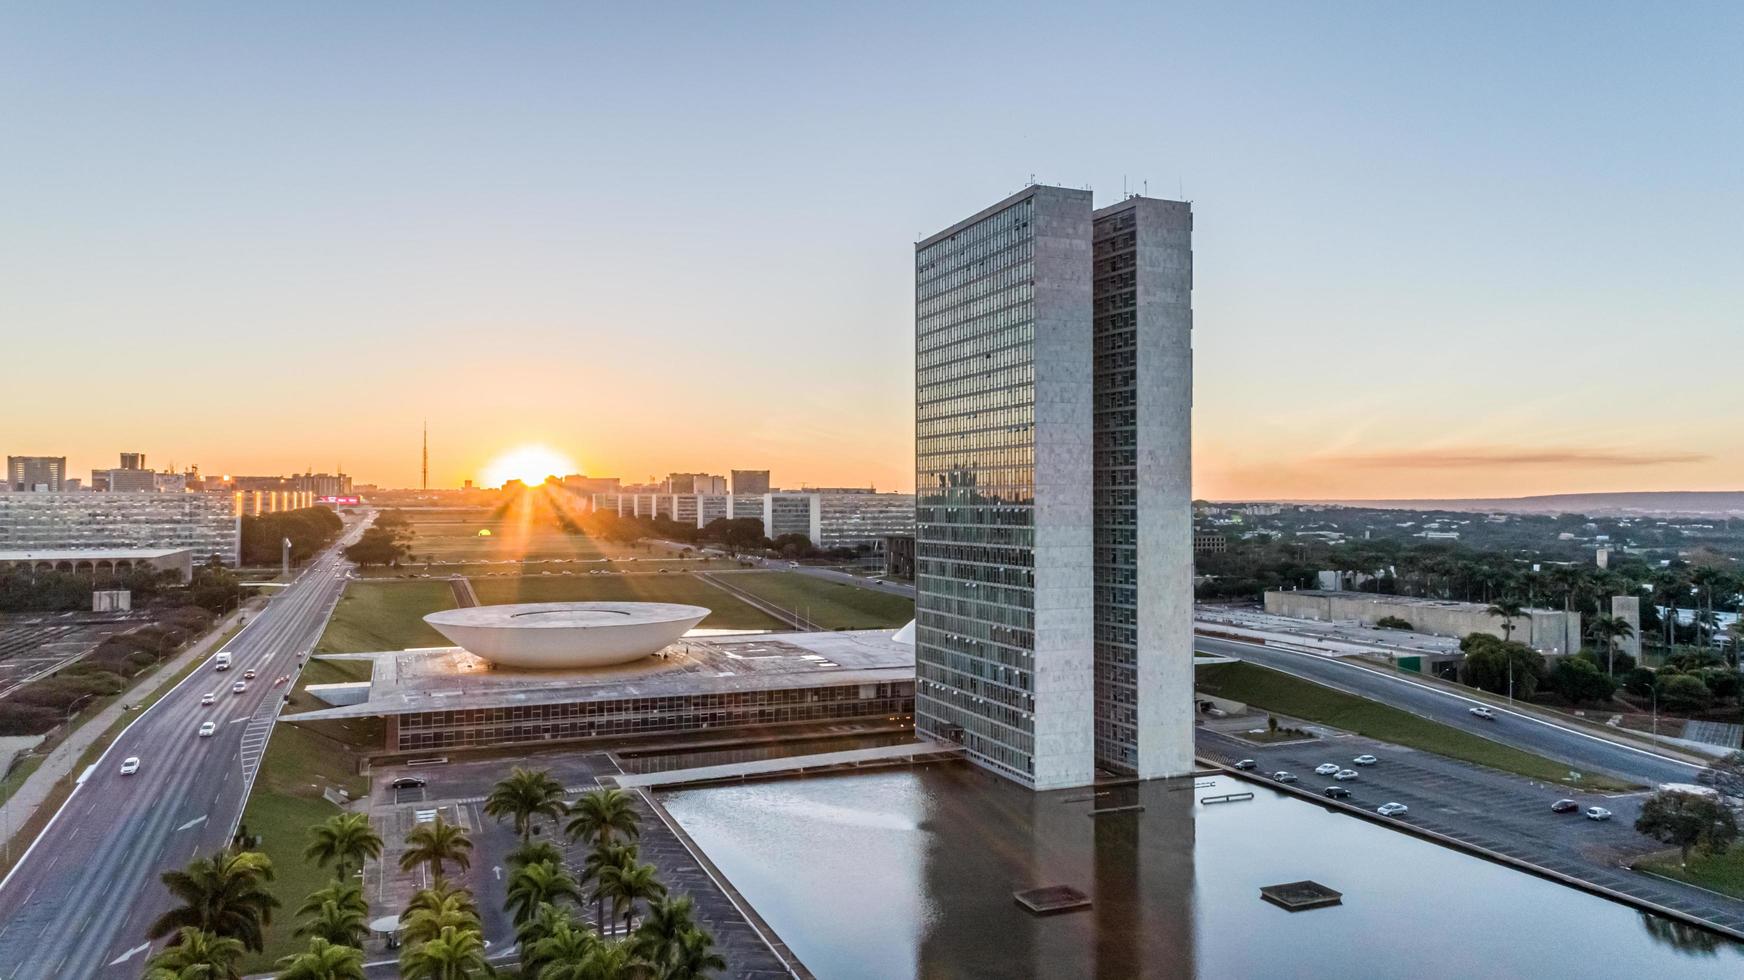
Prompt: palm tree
<box><xmin>525</xmin><ymin>913</ymin><xmax>604</xmax><ymax>979</ymax></box>
<box><xmin>148</xmin><ymin>849</ymin><xmax>280</xmax><ymax>952</ymax></box>
<box><xmin>582</xmin><ymin>841</ymin><xmax>638</xmax><ymax>930</ymax></box>
<box><xmin>404</xmin><ymin>879</ymin><xmax>480</xmax><ymax>921</ymax></box>
<box><xmin>1486</xmin><ymin>599</ymin><xmax>1526</xmax><ymax>642</ymax></box>
<box><xmin>143</xmin><ymin>927</ymin><xmax>244</xmax><ymax>980</ymax></box>
<box><xmin>635</xmin><ymin>894</ymin><xmax>704</xmax><ymax>975</ymax></box>
<box><xmin>508</xmin><ymin>838</ymin><xmax>566</xmax><ymax>871</ymax></box>
<box><xmin>304</xmin><ymin>812</ymin><xmax>384</xmax><ymax>880</ymax></box>
<box><xmin>565</xmin><ymin>788</ymin><xmax>641</xmax><ymax>849</ymax></box>
<box><xmin>599</xmin><ymin>860</ymin><xmax>666</xmax><ymax>933</ymax></box>
<box><xmin>294</xmin><ymin>898</ymin><xmax>368</xmax><ymax>948</ymax></box>
<box><xmin>516</xmin><ymin>901</ymin><xmax>581</xmax><ymax>972</ymax></box>
<box><xmin>1585</xmin><ymin>613</ymin><xmax>1636</xmax><ymax>676</ymax></box>
<box><xmin>506</xmin><ymin>860</ymin><xmax>584</xmax><ymax>926</ymax></box>
<box><xmin>401</xmin><ymin>890</ymin><xmax>482</xmax><ymax>948</ymax></box>
<box><xmin>400</xmin><ymin>925</ymin><xmax>490</xmax><ymax>980</ymax></box>
<box><xmin>297</xmin><ymin>879</ymin><xmax>368</xmax><ymax>921</ymax></box>
<box><xmin>277</xmin><ymin>936</ymin><xmax>367</xmax><ymax>980</ymax></box>
<box><xmin>486</xmin><ymin>767</ymin><xmax>569</xmax><ymax>844</ymax></box>
<box><xmin>664</xmin><ymin>927</ymin><xmax>728</xmax><ymax>980</ymax></box>
<box><xmin>399</xmin><ymin>813</ymin><xmax>473</xmax><ymax>885</ymax></box>
<box><xmin>1652</xmin><ymin>571</ymin><xmax>1687</xmax><ymax>650</ymax></box>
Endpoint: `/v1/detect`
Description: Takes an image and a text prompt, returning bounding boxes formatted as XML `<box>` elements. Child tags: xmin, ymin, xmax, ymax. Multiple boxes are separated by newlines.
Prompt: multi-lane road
<box><xmin>0</xmin><ymin>516</ymin><xmax>368</xmax><ymax>979</ymax></box>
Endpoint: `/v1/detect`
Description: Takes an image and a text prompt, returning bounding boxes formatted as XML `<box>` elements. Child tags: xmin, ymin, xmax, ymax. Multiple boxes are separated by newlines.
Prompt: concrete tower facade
<box><xmin>914</xmin><ymin>185</ymin><xmax>1194</xmax><ymax>790</ymax></box>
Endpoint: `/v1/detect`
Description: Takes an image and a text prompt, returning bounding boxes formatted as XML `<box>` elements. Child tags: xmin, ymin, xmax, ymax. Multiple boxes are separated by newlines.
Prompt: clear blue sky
<box><xmin>3</xmin><ymin>2</ymin><xmax>1739</xmax><ymax>497</ymax></box>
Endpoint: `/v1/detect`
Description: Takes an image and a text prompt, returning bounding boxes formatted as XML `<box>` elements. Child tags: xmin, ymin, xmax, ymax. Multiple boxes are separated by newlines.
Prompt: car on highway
<box><xmin>1315</xmin><ymin>763</ymin><xmax>1341</xmax><ymax>776</ymax></box>
<box><xmin>1233</xmin><ymin>759</ymin><xmax>1256</xmax><ymax>771</ymax></box>
<box><xmin>201</xmin><ymin>693</ymin><xmax>215</xmax><ymax>705</ymax></box>
<box><xmin>1377</xmin><ymin>802</ymin><xmax>1409</xmax><ymax>817</ymax></box>
<box><xmin>119</xmin><ymin>757</ymin><xmax>140</xmax><ymax>775</ymax></box>
<box><xmin>1551</xmin><ymin>799</ymin><xmax>1580</xmax><ymax>813</ymax></box>
<box><xmin>1323</xmin><ymin>786</ymin><xmax>1352</xmax><ymax>800</ymax></box>
<box><xmin>390</xmin><ymin>775</ymin><xmax>428</xmax><ymax>790</ymax></box>
<box><xmin>198</xmin><ymin>721</ymin><xmax>217</xmax><ymax>737</ymax></box>
<box><xmin>243</xmin><ymin>668</ymin><xmax>257</xmax><ymax>680</ymax></box>
<box><xmin>1353</xmin><ymin>754</ymin><xmax>1379</xmax><ymax>766</ymax></box>
<box><xmin>232</xmin><ymin>681</ymin><xmax>247</xmax><ymax>693</ymax></box>
<box><xmin>1334</xmin><ymin>769</ymin><xmax>1360</xmax><ymax>781</ymax></box>
<box><xmin>1584</xmin><ymin>806</ymin><xmax>1613</xmax><ymax>821</ymax></box>
<box><xmin>1271</xmin><ymin>771</ymin><xmax>1298</xmax><ymax>784</ymax></box>
<box><xmin>1469</xmin><ymin>706</ymin><xmax>1496</xmax><ymax>720</ymax></box>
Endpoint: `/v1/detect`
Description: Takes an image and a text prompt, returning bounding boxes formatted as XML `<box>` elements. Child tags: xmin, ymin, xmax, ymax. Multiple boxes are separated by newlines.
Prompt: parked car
<box><xmin>1271</xmin><ymin>771</ymin><xmax>1298</xmax><ymax>784</ymax></box>
<box><xmin>1323</xmin><ymin>786</ymin><xmax>1352</xmax><ymax>800</ymax></box>
<box><xmin>1315</xmin><ymin>763</ymin><xmax>1341</xmax><ymax>776</ymax></box>
<box><xmin>1377</xmin><ymin>802</ymin><xmax>1409</xmax><ymax>817</ymax></box>
<box><xmin>1469</xmin><ymin>706</ymin><xmax>1496</xmax><ymax>720</ymax></box>
<box><xmin>391</xmin><ymin>776</ymin><xmax>427</xmax><ymax>790</ymax></box>
<box><xmin>200</xmin><ymin>693</ymin><xmax>215</xmax><ymax>706</ymax></box>
<box><xmin>1334</xmin><ymin>769</ymin><xmax>1360</xmax><ymax>781</ymax></box>
<box><xmin>1551</xmin><ymin>799</ymin><xmax>1579</xmax><ymax>813</ymax></box>
<box><xmin>1233</xmin><ymin>759</ymin><xmax>1256</xmax><ymax>771</ymax></box>
<box><xmin>119</xmin><ymin>757</ymin><xmax>141</xmax><ymax>776</ymax></box>
<box><xmin>198</xmin><ymin>721</ymin><xmax>217</xmax><ymax>737</ymax></box>
<box><xmin>1353</xmin><ymin>754</ymin><xmax>1379</xmax><ymax>766</ymax></box>
<box><xmin>1585</xmin><ymin>806</ymin><xmax>1613</xmax><ymax>821</ymax></box>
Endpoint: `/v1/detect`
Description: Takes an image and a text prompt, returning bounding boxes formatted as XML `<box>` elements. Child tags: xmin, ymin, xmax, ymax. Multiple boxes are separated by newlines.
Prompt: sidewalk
<box><xmin>0</xmin><ymin>602</ymin><xmax>253</xmax><ymax>853</ymax></box>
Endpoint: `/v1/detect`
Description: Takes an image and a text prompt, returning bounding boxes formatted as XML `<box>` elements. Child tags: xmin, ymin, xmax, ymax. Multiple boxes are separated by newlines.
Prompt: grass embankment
<box><xmin>1196</xmin><ymin>661</ymin><xmax>1633</xmax><ymax>792</ymax></box>
<box><xmin>722</xmin><ymin>572</ymin><xmax>914</xmax><ymax>629</ymax></box>
<box><xmin>1635</xmin><ymin>848</ymin><xmax>1744</xmax><ymax>901</ymax></box>
<box><xmin>314</xmin><ymin>580</ymin><xmax>456</xmax><ymax>653</ymax></box>
<box><xmin>239</xmin><ymin>582</ymin><xmax>397</xmax><ymax>970</ymax></box>
<box><xmin>469</xmin><ymin>574</ymin><xmax>785</xmax><ymax>629</ymax></box>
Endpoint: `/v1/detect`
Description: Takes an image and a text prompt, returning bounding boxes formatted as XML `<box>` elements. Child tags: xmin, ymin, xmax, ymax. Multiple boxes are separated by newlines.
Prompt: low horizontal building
<box><xmin>0</xmin><ymin>492</ymin><xmax>239</xmax><ymax>565</ymax></box>
<box><xmin>0</xmin><ymin>548</ymin><xmax>194</xmax><ymax>583</ymax></box>
<box><xmin>1263</xmin><ymin>590</ymin><xmax>1582</xmax><ymax>655</ymax></box>
<box><xmin>288</xmin><ymin>626</ymin><xmax>916</xmax><ymax>754</ymax></box>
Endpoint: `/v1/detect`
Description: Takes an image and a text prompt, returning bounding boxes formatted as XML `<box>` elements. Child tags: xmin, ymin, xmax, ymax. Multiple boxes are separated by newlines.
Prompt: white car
<box><xmin>1377</xmin><ymin>802</ymin><xmax>1409</xmax><ymax>817</ymax></box>
<box><xmin>232</xmin><ymin>681</ymin><xmax>247</xmax><ymax>694</ymax></box>
<box><xmin>1334</xmin><ymin>769</ymin><xmax>1360</xmax><ymax>781</ymax></box>
<box><xmin>201</xmin><ymin>693</ymin><xmax>216</xmax><ymax>706</ymax></box>
<box><xmin>119</xmin><ymin>757</ymin><xmax>141</xmax><ymax>776</ymax></box>
<box><xmin>198</xmin><ymin>721</ymin><xmax>217</xmax><ymax>737</ymax></box>
<box><xmin>1469</xmin><ymin>706</ymin><xmax>1496</xmax><ymax>720</ymax></box>
<box><xmin>1353</xmin><ymin>754</ymin><xmax>1379</xmax><ymax>766</ymax></box>
<box><xmin>1585</xmin><ymin>806</ymin><xmax>1613</xmax><ymax>821</ymax></box>
<box><xmin>1314</xmin><ymin>763</ymin><xmax>1341</xmax><ymax>776</ymax></box>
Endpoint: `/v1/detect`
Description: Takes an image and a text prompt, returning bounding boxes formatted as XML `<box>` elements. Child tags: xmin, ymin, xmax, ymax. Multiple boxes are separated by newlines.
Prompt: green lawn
<box><xmin>1196</xmin><ymin>661</ymin><xmax>1634</xmax><ymax>792</ymax></box>
<box><xmin>315</xmin><ymin>580</ymin><xmax>456</xmax><ymax>653</ymax></box>
<box><xmin>359</xmin><ymin>557</ymin><xmax>722</xmax><ymax>578</ymax></box>
<box><xmin>1636</xmin><ymin>846</ymin><xmax>1744</xmax><ymax>901</ymax></box>
<box><xmin>721</xmin><ymin>572</ymin><xmax>914</xmax><ymax>629</ymax></box>
<box><xmin>468</xmin><ymin>574</ymin><xmax>784</xmax><ymax>629</ymax></box>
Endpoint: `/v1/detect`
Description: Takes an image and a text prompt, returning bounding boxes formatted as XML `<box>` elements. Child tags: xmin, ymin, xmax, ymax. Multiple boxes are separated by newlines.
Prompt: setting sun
<box><xmin>480</xmin><ymin>445</ymin><xmax>576</xmax><ymax>488</ymax></box>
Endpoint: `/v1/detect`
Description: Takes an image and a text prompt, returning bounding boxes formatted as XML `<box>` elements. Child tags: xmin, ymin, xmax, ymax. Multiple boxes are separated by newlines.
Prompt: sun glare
<box><xmin>481</xmin><ymin>445</ymin><xmax>576</xmax><ymax>488</ymax></box>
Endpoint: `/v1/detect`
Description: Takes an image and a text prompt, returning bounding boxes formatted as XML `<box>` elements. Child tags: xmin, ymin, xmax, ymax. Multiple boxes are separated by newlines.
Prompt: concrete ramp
<box><xmin>609</xmin><ymin>740</ymin><xmax>965</xmax><ymax>789</ymax></box>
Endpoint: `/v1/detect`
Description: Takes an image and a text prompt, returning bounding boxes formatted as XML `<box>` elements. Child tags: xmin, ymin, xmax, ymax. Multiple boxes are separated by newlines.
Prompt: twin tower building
<box><xmin>914</xmin><ymin>185</ymin><xmax>1194</xmax><ymax>790</ymax></box>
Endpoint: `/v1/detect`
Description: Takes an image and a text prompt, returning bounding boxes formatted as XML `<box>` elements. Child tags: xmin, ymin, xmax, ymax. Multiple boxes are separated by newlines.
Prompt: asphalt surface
<box><xmin>0</xmin><ymin>516</ymin><xmax>369</xmax><ymax>979</ymax></box>
<box><xmin>1197</xmin><ymin>635</ymin><xmax>1707</xmax><ymax>788</ymax></box>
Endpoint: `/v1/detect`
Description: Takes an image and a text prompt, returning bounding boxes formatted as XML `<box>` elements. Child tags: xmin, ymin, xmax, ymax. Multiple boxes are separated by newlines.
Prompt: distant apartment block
<box><xmin>0</xmin><ymin>492</ymin><xmax>240</xmax><ymax>565</ymax></box>
<box><xmin>1263</xmin><ymin>590</ymin><xmax>1582</xmax><ymax>656</ymax></box>
<box><xmin>730</xmin><ymin>470</ymin><xmax>770</xmax><ymax>495</ymax></box>
<box><xmin>591</xmin><ymin>490</ymin><xmax>914</xmax><ymax>549</ymax></box>
<box><xmin>7</xmin><ymin>456</ymin><xmax>66</xmax><ymax>492</ymax></box>
<box><xmin>914</xmin><ymin>185</ymin><xmax>1194</xmax><ymax>790</ymax></box>
<box><xmin>1192</xmin><ymin>530</ymin><xmax>1227</xmax><ymax>554</ymax></box>
<box><xmin>666</xmin><ymin>473</ymin><xmax>727</xmax><ymax>495</ymax></box>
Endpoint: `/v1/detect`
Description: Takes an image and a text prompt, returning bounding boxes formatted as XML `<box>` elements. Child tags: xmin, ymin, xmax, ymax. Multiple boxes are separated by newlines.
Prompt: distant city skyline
<box><xmin>4</xmin><ymin>4</ymin><xmax>1741</xmax><ymax>499</ymax></box>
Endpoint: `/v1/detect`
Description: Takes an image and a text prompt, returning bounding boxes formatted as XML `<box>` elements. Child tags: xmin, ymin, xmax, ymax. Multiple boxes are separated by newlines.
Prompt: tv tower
<box><xmin>421</xmin><ymin>420</ymin><xmax>428</xmax><ymax>491</ymax></box>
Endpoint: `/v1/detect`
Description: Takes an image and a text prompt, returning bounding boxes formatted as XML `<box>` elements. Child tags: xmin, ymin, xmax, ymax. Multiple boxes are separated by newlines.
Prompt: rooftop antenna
<box><xmin>421</xmin><ymin>420</ymin><xmax>428</xmax><ymax>491</ymax></box>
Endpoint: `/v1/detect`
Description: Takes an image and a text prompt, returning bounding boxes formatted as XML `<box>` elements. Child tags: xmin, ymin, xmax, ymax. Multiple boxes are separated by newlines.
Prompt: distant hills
<box><xmin>1267</xmin><ymin>491</ymin><xmax>1744</xmax><ymax>519</ymax></box>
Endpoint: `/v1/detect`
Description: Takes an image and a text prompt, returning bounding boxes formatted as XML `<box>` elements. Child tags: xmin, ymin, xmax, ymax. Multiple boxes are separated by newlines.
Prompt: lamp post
<box><xmin>65</xmin><ymin>692</ymin><xmax>100</xmax><ymax>725</ymax></box>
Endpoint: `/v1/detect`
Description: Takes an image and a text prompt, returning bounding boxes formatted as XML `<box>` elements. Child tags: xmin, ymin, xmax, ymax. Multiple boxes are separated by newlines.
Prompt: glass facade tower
<box><xmin>915</xmin><ymin>186</ymin><xmax>1193</xmax><ymax>790</ymax></box>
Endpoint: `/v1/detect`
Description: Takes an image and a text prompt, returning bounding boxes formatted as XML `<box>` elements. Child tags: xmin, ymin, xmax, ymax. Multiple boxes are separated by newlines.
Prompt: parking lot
<box><xmin>1197</xmin><ymin>723</ymin><xmax>1744</xmax><ymax>934</ymax></box>
<box><xmin>0</xmin><ymin>610</ymin><xmax>146</xmax><ymax>699</ymax></box>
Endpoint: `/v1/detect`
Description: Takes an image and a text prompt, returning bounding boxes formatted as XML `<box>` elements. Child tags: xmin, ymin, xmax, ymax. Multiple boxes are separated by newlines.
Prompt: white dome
<box><xmin>423</xmin><ymin>602</ymin><xmax>709</xmax><ymax>670</ymax></box>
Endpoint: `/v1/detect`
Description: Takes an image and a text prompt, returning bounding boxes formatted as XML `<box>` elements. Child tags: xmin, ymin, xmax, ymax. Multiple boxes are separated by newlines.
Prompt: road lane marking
<box><xmin>228</xmin><ymin>716</ymin><xmax>249</xmax><ymax>724</ymax></box>
<box><xmin>177</xmin><ymin>815</ymin><xmax>207</xmax><ymax>832</ymax></box>
<box><xmin>109</xmin><ymin>941</ymin><xmax>151</xmax><ymax>966</ymax></box>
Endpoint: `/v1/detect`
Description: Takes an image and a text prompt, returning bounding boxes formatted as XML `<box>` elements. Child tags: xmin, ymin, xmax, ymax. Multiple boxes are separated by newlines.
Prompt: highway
<box><xmin>0</xmin><ymin>516</ymin><xmax>369</xmax><ymax>979</ymax></box>
<box><xmin>1198</xmin><ymin>635</ymin><xmax>1706</xmax><ymax>788</ymax></box>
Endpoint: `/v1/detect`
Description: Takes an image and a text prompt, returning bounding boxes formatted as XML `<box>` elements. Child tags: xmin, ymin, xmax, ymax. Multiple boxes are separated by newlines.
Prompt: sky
<box><xmin>2</xmin><ymin>3</ymin><xmax>1740</xmax><ymax>499</ymax></box>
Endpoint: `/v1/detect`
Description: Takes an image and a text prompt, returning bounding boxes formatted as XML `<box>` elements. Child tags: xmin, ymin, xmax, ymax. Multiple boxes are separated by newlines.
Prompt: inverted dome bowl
<box><xmin>423</xmin><ymin>602</ymin><xmax>709</xmax><ymax>669</ymax></box>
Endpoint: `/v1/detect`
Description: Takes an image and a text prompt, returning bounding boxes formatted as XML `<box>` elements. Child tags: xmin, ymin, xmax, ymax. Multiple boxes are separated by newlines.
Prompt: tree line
<box><xmin>143</xmin><ymin>775</ymin><xmax>723</xmax><ymax>979</ymax></box>
<box><xmin>242</xmin><ymin>507</ymin><xmax>345</xmax><ymax>566</ymax></box>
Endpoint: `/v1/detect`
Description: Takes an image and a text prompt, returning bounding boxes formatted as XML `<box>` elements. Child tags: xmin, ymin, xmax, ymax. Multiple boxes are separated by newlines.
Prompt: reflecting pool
<box><xmin>660</xmin><ymin>764</ymin><xmax>1744</xmax><ymax>979</ymax></box>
